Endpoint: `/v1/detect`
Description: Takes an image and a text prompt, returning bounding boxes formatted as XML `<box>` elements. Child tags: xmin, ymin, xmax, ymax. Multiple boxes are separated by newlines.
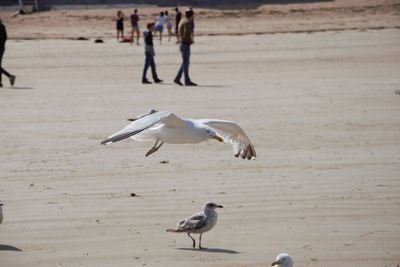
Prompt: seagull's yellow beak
<box><xmin>214</xmin><ymin>135</ymin><xmax>224</xmax><ymax>142</ymax></box>
<box><xmin>271</xmin><ymin>260</ymin><xmax>280</xmax><ymax>266</ymax></box>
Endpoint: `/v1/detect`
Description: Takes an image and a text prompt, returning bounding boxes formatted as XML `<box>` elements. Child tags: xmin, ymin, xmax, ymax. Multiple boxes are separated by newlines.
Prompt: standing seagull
<box><xmin>0</xmin><ymin>200</ymin><xmax>3</xmax><ymax>224</ymax></box>
<box><xmin>101</xmin><ymin>110</ymin><xmax>256</xmax><ymax>159</ymax></box>
<box><xmin>167</xmin><ymin>202</ymin><xmax>223</xmax><ymax>249</ymax></box>
<box><xmin>271</xmin><ymin>253</ymin><xmax>293</xmax><ymax>267</ymax></box>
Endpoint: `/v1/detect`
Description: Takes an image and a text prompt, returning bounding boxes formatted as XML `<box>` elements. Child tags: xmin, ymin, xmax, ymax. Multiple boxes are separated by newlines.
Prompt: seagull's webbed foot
<box><xmin>187</xmin><ymin>233</ymin><xmax>196</xmax><ymax>248</ymax></box>
<box><xmin>145</xmin><ymin>141</ymin><xmax>164</xmax><ymax>157</ymax></box>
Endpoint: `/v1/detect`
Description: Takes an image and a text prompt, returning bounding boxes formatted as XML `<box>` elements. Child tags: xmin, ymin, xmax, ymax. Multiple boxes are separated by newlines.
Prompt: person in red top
<box><xmin>130</xmin><ymin>9</ymin><xmax>140</xmax><ymax>45</ymax></box>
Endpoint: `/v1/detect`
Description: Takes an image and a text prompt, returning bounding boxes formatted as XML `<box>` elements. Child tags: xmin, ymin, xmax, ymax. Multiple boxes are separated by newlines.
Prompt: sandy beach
<box><xmin>0</xmin><ymin>1</ymin><xmax>400</xmax><ymax>267</ymax></box>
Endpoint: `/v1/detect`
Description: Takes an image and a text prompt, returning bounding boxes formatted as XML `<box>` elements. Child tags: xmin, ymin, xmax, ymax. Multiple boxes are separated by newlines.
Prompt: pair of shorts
<box><xmin>131</xmin><ymin>25</ymin><xmax>139</xmax><ymax>31</ymax></box>
<box><xmin>156</xmin><ymin>25</ymin><xmax>163</xmax><ymax>32</ymax></box>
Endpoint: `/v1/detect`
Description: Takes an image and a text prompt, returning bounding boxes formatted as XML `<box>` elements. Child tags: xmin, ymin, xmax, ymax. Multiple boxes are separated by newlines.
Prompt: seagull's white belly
<box><xmin>194</xmin><ymin>212</ymin><xmax>218</xmax><ymax>234</ymax></box>
<box><xmin>201</xmin><ymin>215</ymin><xmax>217</xmax><ymax>233</ymax></box>
<box><xmin>143</xmin><ymin>125</ymin><xmax>206</xmax><ymax>144</ymax></box>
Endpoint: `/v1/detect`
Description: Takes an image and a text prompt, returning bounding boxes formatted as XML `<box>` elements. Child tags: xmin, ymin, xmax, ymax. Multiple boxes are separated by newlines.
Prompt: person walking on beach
<box><xmin>174</xmin><ymin>8</ymin><xmax>196</xmax><ymax>86</ymax></box>
<box><xmin>142</xmin><ymin>23</ymin><xmax>163</xmax><ymax>84</ymax></box>
<box><xmin>130</xmin><ymin>9</ymin><xmax>140</xmax><ymax>45</ymax></box>
<box><xmin>0</xmin><ymin>18</ymin><xmax>16</xmax><ymax>88</ymax></box>
<box><xmin>174</xmin><ymin>7</ymin><xmax>182</xmax><ymax>44</ymax></box>
<box><xmin>155</xmin><ymin>12</ymin><xmax>166</xmax><ymax>44</ymax></box>
<box><xmin>116</xmin><ymin>10</ymin><xmax>125</xmax><ymax>41</ymax></box>
<box><xmin>164</xmin><ymin>10</ymin><xmax>173</xmax><ymax>42</ymax></box>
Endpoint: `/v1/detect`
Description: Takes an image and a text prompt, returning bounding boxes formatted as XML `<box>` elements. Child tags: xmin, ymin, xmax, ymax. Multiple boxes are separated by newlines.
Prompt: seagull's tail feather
<box><xmin>166</xmin><ymin>228</ymin><xmax>183</xmax><ymax>233</ymax></box>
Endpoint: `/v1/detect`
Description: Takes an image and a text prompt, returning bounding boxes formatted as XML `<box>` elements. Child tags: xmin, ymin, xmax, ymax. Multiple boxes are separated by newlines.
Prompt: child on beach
<box><xmin>142</xmin><ymin>23</ymin><xmax>162</xmax><ymax>84</ymax></box>
<box><xmin>116</xmin><ymin>10</ymin><xmax>124</xmax><ymax>41</ymax></box>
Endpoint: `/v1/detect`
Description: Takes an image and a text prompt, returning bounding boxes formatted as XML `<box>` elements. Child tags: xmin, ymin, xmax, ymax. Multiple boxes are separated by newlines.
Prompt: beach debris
<box><xmin>94</xmin><ymin>39</ymin><xmax>104</xmax><ymax>43</ymax></box>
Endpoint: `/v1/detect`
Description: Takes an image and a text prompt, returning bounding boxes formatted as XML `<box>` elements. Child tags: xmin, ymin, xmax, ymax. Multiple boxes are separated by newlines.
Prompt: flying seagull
<box><xmin>167</xmin><ymin>202</ymin><xmax>223</xmax><ymax>249</ymax></box>
<box><xmin>271</xmin><ymin>253</ymin><xmax>293</xmax><ymax>267</ymax></box>
<box><xmin>101</xmin><ymin>110</ymin><xmax>256</xmax><ymax>159</ymax></box>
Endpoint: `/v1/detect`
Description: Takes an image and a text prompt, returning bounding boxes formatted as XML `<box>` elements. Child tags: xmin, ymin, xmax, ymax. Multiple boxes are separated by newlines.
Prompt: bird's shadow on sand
<box><xmin>0</xmin><ymin>244</ymin><xmax>23</xmax><ymax>252</ymax></box>
<box><xmin>176</xmin><ymin>247</ymin><xmax>240</xmax><ymax>254</ymax></box>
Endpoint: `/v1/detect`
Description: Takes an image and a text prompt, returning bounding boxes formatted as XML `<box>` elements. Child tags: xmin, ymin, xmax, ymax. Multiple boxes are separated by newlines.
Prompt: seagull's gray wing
<box><xmin>197</xmin><ymin>119</ymin><xmax>256</xmax><ymax>159</ymax></box>
<box><xmin>101</xmin><ymin>111</ymin><xmax>185</xmax><ymax>145</ymax></box>
<box><xmin>177</xmin><ymin>212</ymin><xmax>207</xmax><ymax>231</ymax></box>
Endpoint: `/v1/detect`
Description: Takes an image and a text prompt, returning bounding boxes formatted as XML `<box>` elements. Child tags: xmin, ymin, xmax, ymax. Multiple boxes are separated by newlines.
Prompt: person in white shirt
<box><xmin>155</xmin><ymin>11</ymin><xmax>167</xmax><ymax>44</ymax></box>
<box><xmin>164</xmin><ymin>10</ymin><xmax>174</xmax><ymax>42</ymax></box>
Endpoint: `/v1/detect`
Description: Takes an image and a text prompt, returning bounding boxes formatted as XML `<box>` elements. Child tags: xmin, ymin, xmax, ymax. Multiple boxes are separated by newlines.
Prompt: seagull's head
<box><xmin>271</xmin><ymin>253</ymin><xmax>293</xmax><ymax>267</ymax></box>
<box><xmin>204</xmin><ymin>202</ymin><xmax>223</xmax><ymax>210</ymax></box>
<box><xmin>202</xmin><ymin>127</ymin><xmax>223</xmax><ymax>143</ymax></box>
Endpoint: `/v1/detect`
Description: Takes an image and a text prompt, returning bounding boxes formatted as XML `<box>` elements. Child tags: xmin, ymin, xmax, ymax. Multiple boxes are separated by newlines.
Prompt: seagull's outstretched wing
<box><xmin>127</xmin><ymin>109</ymin><xmax>158</xmax><ymax>122</ymax></box>
<box><xmin>177</xmin><ymin>212</ymin><xmax>207</xmax><ymax>231</ymax></box>
<box><xmin>101</xmin><ymin>111</ymin><xmax>184</xmax><ymax>145</ymax></box>
<box><xmin>198</xmin><ymin>119</ymin><xmax>256</xmax><ymax>160</ymax></box>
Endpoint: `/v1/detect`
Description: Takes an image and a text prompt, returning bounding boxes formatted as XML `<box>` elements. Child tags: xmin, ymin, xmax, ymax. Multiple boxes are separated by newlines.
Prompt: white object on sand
<box><xmin>167</xmin><ymin>202</ymin><xmax>223</xmax><ymax>249</ymax></box>
<box><xmin>101</xmin><ymin>110</ymin><xmax>256</xmax><ymax>159</ymax></box>
<box><xmin>271</xmin><ymin>253</ymin><xmax>293</xmax><ymax>267</ymax></box>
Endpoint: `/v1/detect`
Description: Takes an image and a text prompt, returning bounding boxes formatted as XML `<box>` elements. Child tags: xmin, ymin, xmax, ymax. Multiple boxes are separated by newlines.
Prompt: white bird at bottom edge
<box><xmin>271</xmin><ymin>253</ymin><xmax>293</xmax><ymax>267</ymax></box>
<box><xmin>101</xmin><ymin>109</ymin><xmax>256</xmax><ymax>159</ymax></box>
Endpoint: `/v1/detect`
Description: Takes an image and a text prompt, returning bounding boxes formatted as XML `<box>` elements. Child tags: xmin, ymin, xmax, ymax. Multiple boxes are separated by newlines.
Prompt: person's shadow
<box><xmin>196</xmin><ymin>85</ymin><xmax>230</xmax><ymax>88</ymax></box>
<box><xmin>7</xmin><ymin>87</ymin><xmax>34</xmax><ymax>90</ymax></box>
<box><xmin>0</xmin><ymin>244</ymin><xmax>23</xmax><ymax>252</ymax></box>
<box><xmin>176</xmin><ymin>247</ymin><xmax>239</xmax><ymax>254</ymax></box>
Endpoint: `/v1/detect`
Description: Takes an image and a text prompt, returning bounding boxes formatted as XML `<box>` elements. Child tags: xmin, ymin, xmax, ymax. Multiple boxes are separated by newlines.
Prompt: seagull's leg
<box><xmin>187</xmin><ymin>233</ymin><xmax>196</xmax><ymax>248</ymax></box>
<box><xmin>198</xmin><ymin>233</ymin><xmax>206</xmax><ymax>249</ymax></box>
<box><xmin>145</xmin><ymin>141</ymin><xmax>164</xmax><ymax>157</ymax></box>
<box><xmin>145</xmin><ymin>141</ymin><xmax>158</xmax><ymax>157</ymax></box>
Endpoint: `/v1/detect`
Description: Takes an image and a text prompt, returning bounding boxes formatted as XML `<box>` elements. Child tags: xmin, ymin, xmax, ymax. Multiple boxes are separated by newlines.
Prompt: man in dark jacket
<box><xmin>174</xmin><ymin>9</ymin><xmax>196</xmax><ymax>86</ymax></box>
<box><xmin>0</xmin><ymin>18</ymin><xmax>16</xmax><ymax>88</ymax></box>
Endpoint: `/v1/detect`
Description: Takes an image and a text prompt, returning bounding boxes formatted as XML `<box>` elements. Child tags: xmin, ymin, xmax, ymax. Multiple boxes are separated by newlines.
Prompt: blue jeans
<box><xmin>175</xmin><ymin>43</ymin><xmax>191</xmax><ymax>84</ymax></box>
<box><xmin>142</xmin><ymin>52</ymin><xmax>158</xmax><ymax>81</ymax></box>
